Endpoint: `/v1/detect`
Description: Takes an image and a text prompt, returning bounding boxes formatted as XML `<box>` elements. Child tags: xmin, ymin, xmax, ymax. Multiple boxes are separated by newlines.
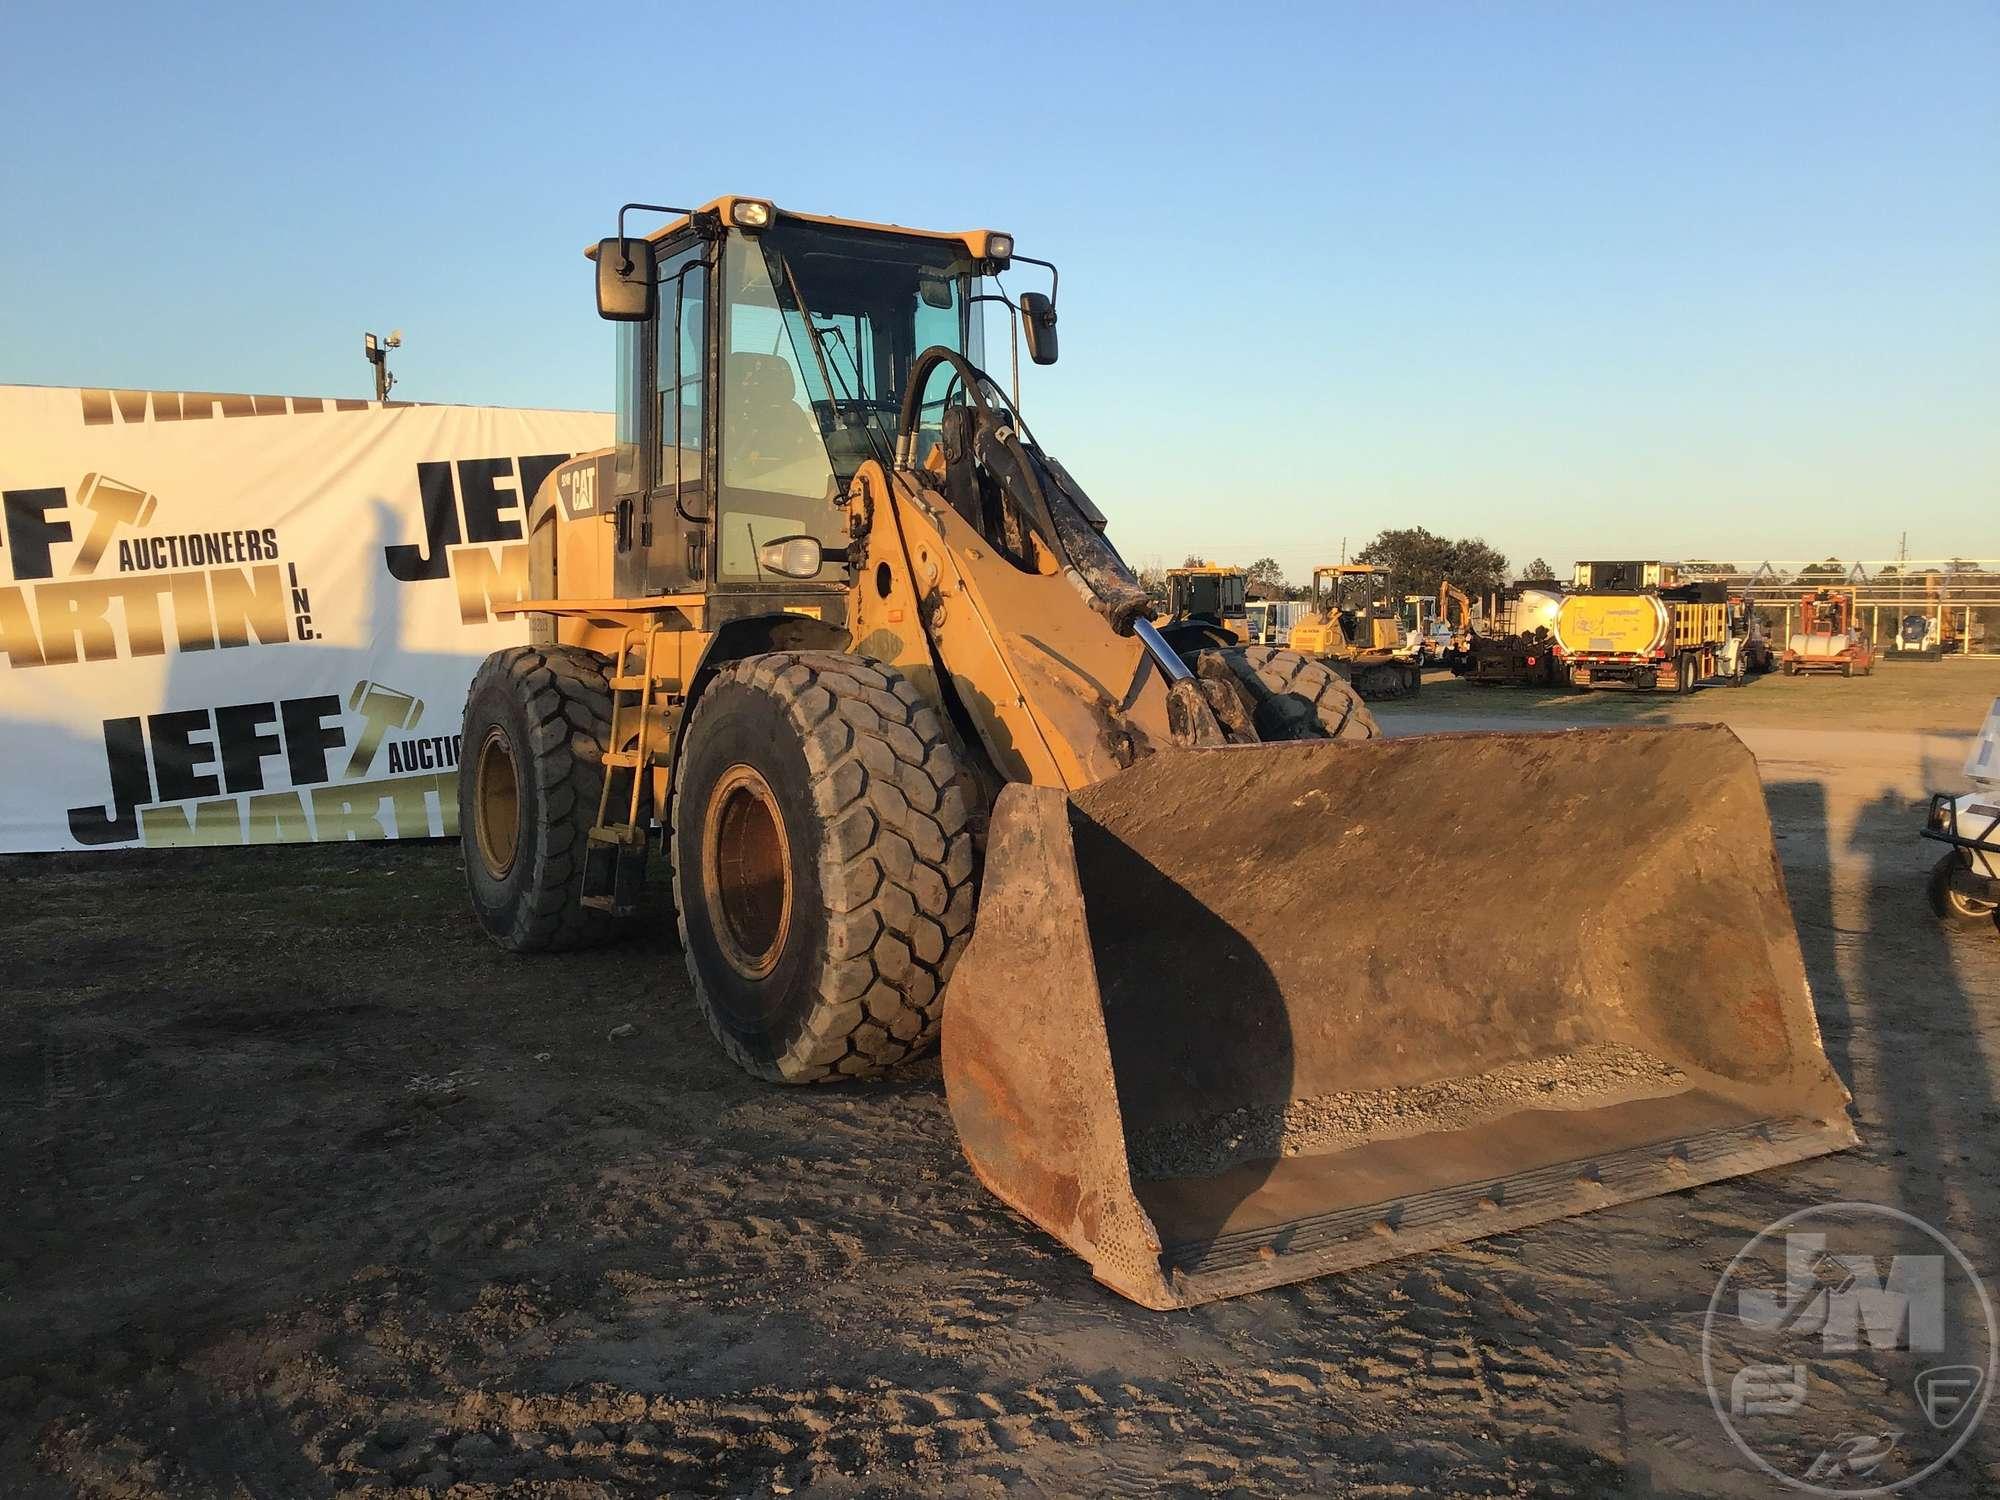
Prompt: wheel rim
<box><xmin>1947</xmin><ymin>885</ymin><xmax>1997</xmax><ymax>919</ymax></box>
<box><xmin>473</xmin><ymin>726</ymin><xmax>520</xmax><ymax>878</ymax></box>
<box><xmin>702</xmin><ymin>764</ymin><xmax>794</xmax><ymax>980</ymax></box>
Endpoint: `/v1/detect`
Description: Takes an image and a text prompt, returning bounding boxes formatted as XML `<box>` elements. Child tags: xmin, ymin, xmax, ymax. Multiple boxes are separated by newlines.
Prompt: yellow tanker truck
<box><xmin>1554</xmin><ymin>561</ymin><xmax>1736</xmax><ymax>692</ymax></box>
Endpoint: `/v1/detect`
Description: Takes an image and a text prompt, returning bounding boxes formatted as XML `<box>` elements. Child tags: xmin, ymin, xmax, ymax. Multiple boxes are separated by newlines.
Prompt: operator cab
<box><xmin>1306</xmin><ymin>565</ymin><xmax>1397</xmax><ymax>649</ymax></box>
<box><xmin>1166</xmin><ymin>567</ymin><xmax>1247</xmax><ymax>626</ymax></box>
<box><xmin>589</xmin><ymin>197</ymin><xmax>1056</xmax><ymax>611</ymax></box>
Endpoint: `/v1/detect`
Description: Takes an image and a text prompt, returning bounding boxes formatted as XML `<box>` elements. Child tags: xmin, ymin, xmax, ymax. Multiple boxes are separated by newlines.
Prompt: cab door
<box><xmin>608</xmin><ymin>233</ymin><xmax>714</xmax><ymax>597</ymax></box>
<box><xmin>647</xmin><ymin>239</ymin><xmax>712</xmax><ymax>594</ymax></box>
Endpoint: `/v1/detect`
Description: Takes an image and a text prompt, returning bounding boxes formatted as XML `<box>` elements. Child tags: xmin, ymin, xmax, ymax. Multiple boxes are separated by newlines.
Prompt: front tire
<box><xmin>672</xmin><ymin>653</ymin><xmax>977</xmax><ymax>1082</ymax></box>
<box><xmin>459</xmin><ymin>645</ymin><xmax>620</xmax><ymax>952</ymax></box>
<box><xmin>1928</xmin><ymin>851</ymin><xmax>1998</xmax><ymax>925</ymax></box>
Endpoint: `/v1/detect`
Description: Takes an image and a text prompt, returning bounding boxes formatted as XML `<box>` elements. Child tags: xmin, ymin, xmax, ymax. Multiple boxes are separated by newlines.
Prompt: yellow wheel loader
<box><xmin>1286</xmin><ymin>564</ymin><xmax>1424</xmax><ymax>699</ymax></box>
<box><xmin>461</xmin><ymin>195</ymin><xmax>1854</xmax><ymax>1308</ymax></box>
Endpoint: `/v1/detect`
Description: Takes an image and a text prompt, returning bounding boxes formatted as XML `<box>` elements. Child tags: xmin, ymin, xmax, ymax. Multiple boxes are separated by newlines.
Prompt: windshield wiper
<box><xmin>769</xmin><ymin>248</ymin><xmax>892</xmax><ymax>471</ymax></box>
<box><xmin>810</xmin><ymin>316</ymin><xmax>863</xmax><ymax>403</ymax></box>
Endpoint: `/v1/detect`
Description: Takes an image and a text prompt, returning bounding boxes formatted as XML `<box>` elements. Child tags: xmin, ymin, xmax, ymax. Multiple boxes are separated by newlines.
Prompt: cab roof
<box><xmin>584</xmin><ymin>195</ymin><xmax>1009</xmax><ymax>263</ymax></box>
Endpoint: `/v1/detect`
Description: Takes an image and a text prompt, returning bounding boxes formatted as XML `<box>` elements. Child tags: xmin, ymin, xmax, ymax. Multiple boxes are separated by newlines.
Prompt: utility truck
<box><xmin>1923</xmin><ymin>697</ymin><xmax>2000</xmax><ymax>927</ymax></box>
<box><xmin>1782</xmin><ymin>589</ymin><xmax>1875</xmax><ymax>677</ymax></box>
<box><xmin>1554</xmin><ymin>561</ymin><xmax>1734</xmax><ymax>692</ymax></box>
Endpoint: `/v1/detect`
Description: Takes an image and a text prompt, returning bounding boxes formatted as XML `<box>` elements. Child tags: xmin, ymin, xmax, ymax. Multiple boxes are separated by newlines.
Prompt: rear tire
<box><xmin>1198</xmin><ymin>645</ymin><xmax>1379</xmax><ymax>741</ymax></box>
<box><xmin>1928</xmin><ymin>851</ymin><xmax>1998</xmax><ymax>925</ymax></box>
<box><xmin>459</xmin><ymin>645</ymin><xmax>621</xmax><ymax>952</ymax></box>
<box><xmin>671</xmin><ymin>652</ymin><xmax>978</xmax><ymax>1082</ymax></box>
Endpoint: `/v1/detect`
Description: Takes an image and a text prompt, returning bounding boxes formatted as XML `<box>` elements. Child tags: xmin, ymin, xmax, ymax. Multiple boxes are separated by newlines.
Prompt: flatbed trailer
<box><xmin>1463</xmin><ymin>631</ymin><xmax>1563</xmax><ymax>686</ymax></box>
<box><xmin>1454</xmin><ymin>582</ymin><xmax>1565</xmax><ymax>687</ymax></box>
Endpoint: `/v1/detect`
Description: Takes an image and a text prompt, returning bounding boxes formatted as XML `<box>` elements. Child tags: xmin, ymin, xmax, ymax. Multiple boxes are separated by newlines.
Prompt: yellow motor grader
<box><xmin>460</xmin><ymin>195</ymin><xmax>1853</xmax><ymax>1308</ymax></box>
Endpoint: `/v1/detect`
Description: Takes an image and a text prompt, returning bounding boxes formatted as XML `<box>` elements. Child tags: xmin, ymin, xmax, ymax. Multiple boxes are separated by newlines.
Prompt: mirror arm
<box><xmin>616</xmin><ymin>202</ymin><xmax>695</xmax><ymax>255</ymax></box>
<box><xmin>1011</xmin><ymin>253</ymin><xmax>1058</xmax><ymax>310</ymax></box>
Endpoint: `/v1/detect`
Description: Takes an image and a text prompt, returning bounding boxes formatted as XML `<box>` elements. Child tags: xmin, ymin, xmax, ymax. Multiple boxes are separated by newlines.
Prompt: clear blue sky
<box><xmin>3</xmin><ymin>1</ymin><xmax>1994</xmax><ymax>582</ymax></box>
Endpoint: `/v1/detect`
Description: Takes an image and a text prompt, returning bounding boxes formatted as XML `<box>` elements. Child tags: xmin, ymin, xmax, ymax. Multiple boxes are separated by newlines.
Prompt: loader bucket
<box><xmin>941</xmin><ymin>724</ymin><xmax>1856</xmax><ymax>1308</ymax></box>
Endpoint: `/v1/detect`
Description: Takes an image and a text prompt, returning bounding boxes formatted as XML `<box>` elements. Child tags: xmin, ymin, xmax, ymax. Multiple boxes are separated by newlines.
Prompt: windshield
<box><xmin>716</xmin><ymin>221</ymin><xmax>982</xmax><ymax>581</ymax></box>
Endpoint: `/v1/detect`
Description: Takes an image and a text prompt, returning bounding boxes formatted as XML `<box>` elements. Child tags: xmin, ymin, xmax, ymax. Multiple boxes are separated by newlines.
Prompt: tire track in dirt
<box><xmin>36</xmin><ymin>1213</ymin><xmax>1642</xmax><ymax>1496</ymax></box>
<box><xmin>12</xmin><ymin>792</ymin><xmax>2000</xmax><ymax>1498</ymax></box>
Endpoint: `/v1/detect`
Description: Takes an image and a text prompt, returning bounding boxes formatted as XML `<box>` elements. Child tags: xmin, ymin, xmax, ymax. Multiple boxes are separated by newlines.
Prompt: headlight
<box><xmin>756</xmin><ymin>535</ymin><xmax>825</xmax><ymax>579</ymax></box>
<box><xmin>985</xmin><ymin>231</ymin><xmax>1014</xmax><ymax>261</ymax></box>
<box><xmin>729</xmin><ymin>198</ymin><xmax>775</xmax><ymax>230</ymax></box>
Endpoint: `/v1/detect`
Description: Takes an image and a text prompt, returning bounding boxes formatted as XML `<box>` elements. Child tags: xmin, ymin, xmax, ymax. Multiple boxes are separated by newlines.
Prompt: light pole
<box><xmin>363</xmin><ymin>329</ymin><xmax>403</xmax><ymax>402</ymax></box>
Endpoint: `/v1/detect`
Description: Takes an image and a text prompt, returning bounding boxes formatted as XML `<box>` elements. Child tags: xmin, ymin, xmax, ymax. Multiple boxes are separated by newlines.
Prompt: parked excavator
<box><xmin>1436</xmin><ymin>578</ymin><xmax>1475</xmax><ymax>670</ymax></box>
<box><xmin>459</xmin><ymin>195</ymin><xmax>1854</xmax><ymax>1307</ymax></box>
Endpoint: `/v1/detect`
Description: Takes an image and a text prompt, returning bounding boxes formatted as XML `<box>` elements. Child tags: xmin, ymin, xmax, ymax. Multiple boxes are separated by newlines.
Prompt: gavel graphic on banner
<box><xmin>344</xmin><ymin>681</ymin><xmax>426</xmax><ymax>779</ymax></box>
<box><xmin>69</xmin><ymin>474</ymin><xmax>157</xmax><ymax>576</ymax></box>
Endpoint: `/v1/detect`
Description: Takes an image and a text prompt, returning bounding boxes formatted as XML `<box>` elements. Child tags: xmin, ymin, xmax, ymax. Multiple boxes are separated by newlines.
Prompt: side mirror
<box><xmin>1019</xmin><ymin>291</ymin><xmax>1058</xmax><ymax>365</ymax></box>
<box><xmin>595</xmin><ymin>236</ymin><xmax>657</xmax><ymax>322</ymax></box>
<box><xmin>755</xmin><ymin>534</ymin><xmax>848</xmax><ymax>579</ymax></box>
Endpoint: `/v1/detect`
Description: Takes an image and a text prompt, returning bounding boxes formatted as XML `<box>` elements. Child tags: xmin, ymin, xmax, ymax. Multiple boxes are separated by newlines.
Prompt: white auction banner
<box><xmin>0</xmin><ymin>385</ymin><xmax>611</xmax><ymax>853</ymax></box>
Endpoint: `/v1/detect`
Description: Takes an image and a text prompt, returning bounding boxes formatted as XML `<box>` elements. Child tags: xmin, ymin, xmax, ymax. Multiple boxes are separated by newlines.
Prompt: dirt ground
<box><xmin>5</xmin><ymin>660</ymin><xmax>1999</xmax><ymax>1497</ymax></box>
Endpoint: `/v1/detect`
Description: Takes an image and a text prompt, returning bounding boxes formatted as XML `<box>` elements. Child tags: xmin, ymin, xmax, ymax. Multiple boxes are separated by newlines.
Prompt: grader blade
<box><xmin>940</xmin><ymin>725</ymin><xmax>1856</xmax><ymax>1308</ymax></box>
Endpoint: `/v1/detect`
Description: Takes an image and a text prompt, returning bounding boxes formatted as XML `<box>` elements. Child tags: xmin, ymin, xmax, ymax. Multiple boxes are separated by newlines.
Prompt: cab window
<box><xmin>656</xmin><ymin>244</ymin><xmax>707</xmax><ymax>500</ymax></box>
<box><xmin>717</xmin><ymin>236</ymin><xmax>842</xmax><ymax>581</ymax></box>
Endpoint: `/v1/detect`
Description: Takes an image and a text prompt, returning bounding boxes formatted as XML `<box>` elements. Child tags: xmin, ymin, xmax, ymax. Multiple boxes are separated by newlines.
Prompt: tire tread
<box><xmin>1217</xmin><ymin>644</ymin><xmax>1381</xmax><ymax>741</ymax></box>
<box><xmin>461</xmin><ymin>644</ymin><xmax>618</xmax><ymax>952</ymax></box>
<box><xmin>673</xmin><ymin>652</ymin><xmax>977</xmax><ymax>1083</ymax></box>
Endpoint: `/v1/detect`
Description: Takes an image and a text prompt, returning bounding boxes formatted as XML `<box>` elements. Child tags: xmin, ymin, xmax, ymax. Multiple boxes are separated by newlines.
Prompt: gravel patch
<box><xmin>1128</xmin><ymin>1042</ymin><xmax>1687</xmax><ymax>1179</ymax></box>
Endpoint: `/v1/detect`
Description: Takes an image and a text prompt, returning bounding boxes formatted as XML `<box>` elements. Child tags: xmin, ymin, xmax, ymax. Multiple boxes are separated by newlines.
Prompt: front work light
<box><xmin>985</xmin><ymin>232</ymin><xmax>1014</xmax><ymax>261</ymax></box>
<box><xmin>756</xmin><ymin>535</ymin><xmax>826</xmax><ymax>579</ymax></box>
<box><xmin>730</xmin><ymin>199</ymin><xmax>776</xmax><ymax>230</ymax></box>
